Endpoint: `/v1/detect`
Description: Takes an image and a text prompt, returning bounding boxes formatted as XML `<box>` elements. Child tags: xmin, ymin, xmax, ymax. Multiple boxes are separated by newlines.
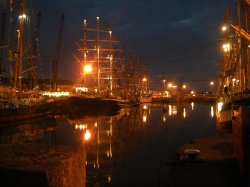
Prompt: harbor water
<box><xmin>0</xmin><ymin>102</ymin><xmax>216</xmax><ymax>186</ymax></box>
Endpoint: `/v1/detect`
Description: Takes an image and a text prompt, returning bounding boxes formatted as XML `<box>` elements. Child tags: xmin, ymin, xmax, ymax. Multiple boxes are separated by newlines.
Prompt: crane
<box><xmin>51</xmin><ymin>14</ymin><xmax>64</xmax><ymax>91</ymax></box>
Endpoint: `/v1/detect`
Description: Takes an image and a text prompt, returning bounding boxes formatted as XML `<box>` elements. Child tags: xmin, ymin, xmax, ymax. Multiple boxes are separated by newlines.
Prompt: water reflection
<box><xmin>0</xmin><ymin>103</ymin><xmax>216</xmax><ymax>187</ymax></box>
<box><xmin>211</xmin><ymin>106</ymin><xmax>214</xmax><ymax>118</ymax></box>
<box><xmin>191</xmin><ymin>102</ymin><xmax>194</xmax><ymax>110</ymax></box>
<box><xmin>65</xmin><ymin>103</ymin><xmax>215</xmax><ymax>186</ymax></box>
<box><xmin>183</xmin><ymin>108</ymin><xmax>186</xmax><ymax>118</ymax></box>
<box><xmin>0</xmin><ymin>116</ymin><xmax>58</xmax><ymax>144</ymax></box>
<box><xmin>142</xmin><ymin>104</ymin><xmax>151</xmax><ymax>124</ymax></box>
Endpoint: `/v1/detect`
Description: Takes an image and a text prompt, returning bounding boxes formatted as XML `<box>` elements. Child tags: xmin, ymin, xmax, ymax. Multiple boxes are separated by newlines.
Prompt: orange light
<box><xmin>222</xmin><ymin>26</ymin><xmax>227</xmax><ymax>32</ymax></box>
<box><xmin>84</xmin><ymin>129</ymin><xmax>91</xmax><ymax>141</ymax></box>
<box><xmin>84</xmin><ymin>64</ymin><xmax>92</xmax><ymax>74</ymax></box>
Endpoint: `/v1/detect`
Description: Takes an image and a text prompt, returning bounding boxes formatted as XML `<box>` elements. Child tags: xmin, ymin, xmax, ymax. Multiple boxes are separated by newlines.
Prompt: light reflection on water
<box><xmin>0</xmin><ymin>102</ymin><xmax>216</xmax><ymax>186</ymax></box>
<box><xmin>68</xmin><ymin>102</ymin><xmax>215</xmax><ymax>187</ymax></box>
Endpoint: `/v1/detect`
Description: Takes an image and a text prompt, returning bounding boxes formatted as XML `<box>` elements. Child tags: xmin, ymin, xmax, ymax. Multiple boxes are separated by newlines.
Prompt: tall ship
<box><xmin>0</xmin><ymin>0</ymin><xmax>42</xmax><ymax>104</ymax></box>
<box><xmin>217</xmin><ymin>0</ymin><xmax>250</xmax><ymax>175</ymax></box>
<box><xmin>217</xmin><ymin>0</ymin><xmax>250</xmax><ymax>130</ymax></box>
<box><xmin>219</xmin><ymin>0</ymin><xmax>250</xmax><ymax>101</ymax></box>
<box><xmin>0</xmin><ymin>0</ymin><xmax>56</xmax><ymax>122</ymax></box>
<box><xmin>74</xmin><ymin>17</ymin><xmax>152</xmax><ymax>104</ymax></box>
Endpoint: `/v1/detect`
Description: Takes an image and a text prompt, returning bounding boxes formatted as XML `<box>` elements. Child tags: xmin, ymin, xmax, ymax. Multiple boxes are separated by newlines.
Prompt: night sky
<box><xmin>32</xmin><ymin>0</ymin><xmax>231</xmax><ymax>90</ymax></box>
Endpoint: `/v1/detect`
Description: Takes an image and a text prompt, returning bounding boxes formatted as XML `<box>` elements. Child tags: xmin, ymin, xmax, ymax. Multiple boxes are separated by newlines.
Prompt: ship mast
<box><xmin>15</xmin><ymin>0</ymin><xmax>25</xmax><ymax>91</ymax></box>
<box><xmin>76</xmin><ymin>17</ymin><xmax>124</xmax><ymax>96</ymax></box>
<box><xmin>0</xmin><ymin>0</ymin><xmax>7</xmax><ymax>84</ymax></box>
<box><xmin>51</xmin><ymin>14</ymin><xmax>64</xmax><ymax>91</ymax></box>
<box><xmin>96</xmin><ymin>17</ymin><xmax>100</xmax><ymax>91</ymax></box>
<box><xmin>220</xmin><ymin>1</ymin><xmax>250</xmax><ymax>96</ymax></box>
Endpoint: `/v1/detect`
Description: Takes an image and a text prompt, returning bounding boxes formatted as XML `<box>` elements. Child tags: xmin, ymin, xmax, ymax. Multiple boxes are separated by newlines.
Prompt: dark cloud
<box><xmin>30</xmin><ymin>0</ymin><xmax>229</xmax><ymax>90</ymax></box>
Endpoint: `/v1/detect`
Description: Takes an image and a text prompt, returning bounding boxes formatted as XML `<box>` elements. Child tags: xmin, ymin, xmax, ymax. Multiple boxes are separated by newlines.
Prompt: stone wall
<box><xmin>0</xmin><ymin>144</ymin><xmax>86</xmax><ymax>187</ymax></box>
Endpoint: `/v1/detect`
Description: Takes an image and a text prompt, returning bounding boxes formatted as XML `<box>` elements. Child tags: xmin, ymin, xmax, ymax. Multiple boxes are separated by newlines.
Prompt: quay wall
<box><xmin>0</xmin><ymin>144</ymin><xmax>86</xmax><ymax>187</ymax></box>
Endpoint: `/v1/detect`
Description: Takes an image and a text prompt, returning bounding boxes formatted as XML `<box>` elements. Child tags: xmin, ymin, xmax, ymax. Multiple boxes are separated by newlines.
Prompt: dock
<box><xmin>166</xmin><ymin>135</ymin><xmax>246</xmax><ymax>187</ymax></box>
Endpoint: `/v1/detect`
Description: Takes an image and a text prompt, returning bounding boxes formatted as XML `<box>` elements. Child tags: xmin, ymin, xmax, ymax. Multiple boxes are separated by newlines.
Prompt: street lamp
<box><xmin>222</xmin><ymin>43</ymin><xmax>231</xmax><ymax>52</ymax></box>
<box><xmin>221</xmin><ymin>25</ymin><xmax>227</xmax><ymax>32</ymax></box>
<box><xmin>142</xmin><ymin>77</ymin><xmax>148</xmax><ymax>93</ymax></box>
<box><xmin>210</xmin><ymin>81</ymin><xmax>215</xmax><ymax>94</ymax></box>
<box><xmin>83</xmin><ymin>64</ymin><xmax>92</xmax><ymax>86</ymax></box>
<box><xmin>84</xmin><ymin>64</ymin><xmax>92</xmax><ymax>73</ymax></box>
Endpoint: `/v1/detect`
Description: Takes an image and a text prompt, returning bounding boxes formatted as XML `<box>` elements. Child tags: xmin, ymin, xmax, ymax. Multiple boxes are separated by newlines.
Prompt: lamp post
<box><xmin>162</xmin><ymin>79</ymin><xmax>166</xmax><ymax>97</ymax></box>
<box><xmin>109</xmin><ymin>30</ymin><xmax>113</xmax><ymax>94</ymax></box>
<box><xmin>142</xmin><ymin>77</ymin><xmax>147</xmax><ymax>93</ymax></box>
<box><xmin>210</xmin><ymin>81</ymin><xmax>214</xmax><ymax>95</ymax></box>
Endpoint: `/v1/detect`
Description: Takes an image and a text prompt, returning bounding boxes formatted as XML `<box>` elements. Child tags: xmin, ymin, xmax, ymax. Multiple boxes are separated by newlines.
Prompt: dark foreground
<box><xmin>0</xmin><ymin>144</ymin><xmax>86</xmax><ymax>187</ymax></box>
<box><xmin>167</xmin><ymin>135</ymin><xmax>248</xmax><ymax>187</ymax></box>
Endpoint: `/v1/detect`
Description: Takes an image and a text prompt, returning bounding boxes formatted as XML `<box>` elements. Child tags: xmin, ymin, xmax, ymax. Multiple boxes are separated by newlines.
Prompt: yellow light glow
<box><xmin>217</xmin><ymin>102</ymin><xmax>223</xmax><ymax>112</ymax></box>
<box><xmin>222</xmin><ymin>26</ymin><xmax>227</xmax><ymax>32</ymax></box>
<box><xmin>211</xmin><ymin>106</ymin><xmax>214</xmax><ymax>118</ymax></box>
<box><xmin>222</xmin><ymin>43</ymin><xmax>231</xmax><ymax>52</ymax></box>
<box><xmin>19</xmin><ymin>14</ymin><xmax>27</xmax><ymax>20</ymax></box>
<box><xmin>191</xmin><ymin>102</ymin><xmax>194</xmax><ymax>110</ymax></box>
<box><xmin>173</xmin><ymin>106</ymin><xmax>177</xmax><ymax>115</ymax></box>
<box><xmin>162</xmin><ymin>116</ymin><xmax>166</xmax><ymax>123</ymax></box>
<box><xmin>142</xmin><ymin>77</ymin><xmax>147</xmax><ymax>82</ymax></box>
<box><xmin>182</xmin><ymin>84</ymin><xmax>187</xmax><ymax>89</ymax></box>
<box><xmin>169</xmin><ymin>105</ymin><xmax>172</xmax><ymax>116</ymax></box>
<box><xmin>143</xmin><ymin>115</ymin><xmax>147</xmax><ymax>123</ymax></box>
<box><xmin>75</xmin><ymin>124</ymin><xmax>88</xmax><ymax>130</ymax></box>
<box><xmin>84</xmin><ymin>130</ymin><xmax>91</xmax><ymax>141</ymax></box>
<box><xmin>42</xmin><ymin>91</ymin><xmax>70</xmax><ymax>97</ymax></box>
<box><xmin>210</xmin><ymin>81</ymin><xmax>214</xmax><ymax>86</ymax></box>
<box><xmin>108</xmin><ymin>176</ymin><xmax>112</xmax><ymax>183</ymax></box>
<box><xmin>143</xmin><ymin>105</ymin><xmax>147</xmax><ymax>110</ymax></box>
<box><xmin>84</xmin><ymin>64</ymin><xmax>92</xmax><ymax>74</ymax></box>
<box><xmin>168</xmin><ymin>83</ymin><xmax>172</xmax><ymax>88</ymax></box>
<box><xmin>183</xmin><ymin>108</ymin><xmax>186</xmax><ymax>118</ymax></box>
<box><xmin>75</xmin><ymin>87</ymin><xmax>88</xmax><ymax>92</ymax></box>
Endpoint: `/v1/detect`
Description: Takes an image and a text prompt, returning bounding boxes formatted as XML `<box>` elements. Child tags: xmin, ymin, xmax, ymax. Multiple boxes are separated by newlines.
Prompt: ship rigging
<box><xmin>74</xmin><ymin>17</ymin><xmax>151</xmax><ymax>102</ymax></box>
<box><xmin>219</xmin><ymin>0</ymin><xmax>250</xmax><ymax>100</ymax></box>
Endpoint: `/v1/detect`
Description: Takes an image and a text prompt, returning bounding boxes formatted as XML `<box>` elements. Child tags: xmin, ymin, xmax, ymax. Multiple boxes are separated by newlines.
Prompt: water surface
<box><xmin>0</xmin><ymin>102</ymin><xmax>216</xmax><ymax>186</ymax></box>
